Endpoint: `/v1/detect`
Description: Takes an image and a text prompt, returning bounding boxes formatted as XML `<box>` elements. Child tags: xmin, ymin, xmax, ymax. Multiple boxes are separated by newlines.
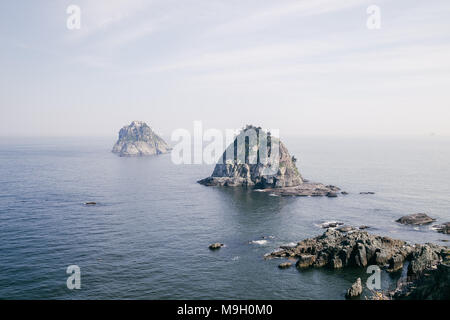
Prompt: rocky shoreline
<box><xmin>265</xmin><ymin>228</ymin><xmax>449</xmax><ymax>299</ymax></box>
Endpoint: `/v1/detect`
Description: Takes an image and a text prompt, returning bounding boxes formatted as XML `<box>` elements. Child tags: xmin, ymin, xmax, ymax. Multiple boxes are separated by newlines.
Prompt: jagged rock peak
<box><xmin>112</xmin><ymin>121</ymin><xmax>170</xmax><ymax>157</ymax></box>
<box><xmin>198</xmin><ymin>125</ymin><xmax>303</xmax><ymax>188</ymax></box>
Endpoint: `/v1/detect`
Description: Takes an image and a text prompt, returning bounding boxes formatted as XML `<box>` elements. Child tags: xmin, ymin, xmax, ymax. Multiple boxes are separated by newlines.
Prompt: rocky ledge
<box><xmin>265</xmin><ymin>228</ymin><xmax>449</xmax><ymax>299</ymax></box>
<box><xmin>198</xmin><ymin>125</ymin><xmax>339</xmax><ymax>196</ymax></box>
<box><xmin>396</xmin><ymin>213</ymin><xmax>436</xmax><ymax>225</ymax></box>
<box><xmin>112</xmin><ymin>121</ymin><xmax>171</xmax><ymax>157</ymax></box>
<box><xmin>433</xmin><ymin>222</ymin><xmax>450</xmax><ymax>235</ymax></box>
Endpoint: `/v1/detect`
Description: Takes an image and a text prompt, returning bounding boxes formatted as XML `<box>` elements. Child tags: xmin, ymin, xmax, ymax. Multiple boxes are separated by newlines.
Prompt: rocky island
<box><xmin>112</xmin><ymin>121</ymin><xmax>171</xmax><ymax>157</ymax></box>
<box><xmin>198</xmin><ymin>125</ymin><xmax>340</xmax><ymax>196</ymax></box>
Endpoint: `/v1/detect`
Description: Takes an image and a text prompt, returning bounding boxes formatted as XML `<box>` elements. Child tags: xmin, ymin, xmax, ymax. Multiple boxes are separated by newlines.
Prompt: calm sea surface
<box><xmin>0</xmin><ymin>136</ymin><xmax>449</xmax><ymax>299</ymax></box>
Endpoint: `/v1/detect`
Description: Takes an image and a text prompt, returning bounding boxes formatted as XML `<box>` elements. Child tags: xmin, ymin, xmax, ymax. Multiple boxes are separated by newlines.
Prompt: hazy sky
<box><xmin>1</xmin><ymin>0</ymin><xmax>449</xmax><ymax>137</ymax></box>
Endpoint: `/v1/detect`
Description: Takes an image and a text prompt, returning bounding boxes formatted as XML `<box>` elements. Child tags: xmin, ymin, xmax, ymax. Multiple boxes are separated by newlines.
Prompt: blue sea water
<box><xmin>0</xmin><ymin>135</ymin><xmax>449</xmax><ymax>299</ymax></box>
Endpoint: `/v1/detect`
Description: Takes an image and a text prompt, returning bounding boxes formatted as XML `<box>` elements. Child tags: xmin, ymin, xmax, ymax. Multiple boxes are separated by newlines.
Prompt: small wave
<box><xmin>232</xmin><ymin>256</ymin><xmax>240</xmax><ymax>261</ymax></box>
<box><xmin>281</xmin><ymin>242</ymin><xmax>297</xmax><ymax>248</ymax></box>
<box><xmin>250</xmin><ymin>240</ymin><xmax>268</xmax><ymax>245</ymax></box>
<box><xmin>316</xmin><ymin>221</ymin><xmax>344</xmax><ymax>229</ymax></box>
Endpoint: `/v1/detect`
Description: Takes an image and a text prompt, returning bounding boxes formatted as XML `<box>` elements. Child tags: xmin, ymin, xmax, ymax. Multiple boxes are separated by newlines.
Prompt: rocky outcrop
<box><xmin>198</xmin><ymin>125</ymin><xmax>339</xmax><ymax>196</ymax></box>
<box><xmin>265</xmin><ymin>229</ymin><xmax>446</xmax><ymax>272</ymax></box>
<box><xmin>199</xmin><ymin>125</ymin><xmax>302</xmax><ymax>188</ymax></box>
<box><xmin>392</xmin><ymin>249</ymin><xmax>450</xmax><ymax>300</ymax></box>
<box><xmin>265</xmin><ymin>229</ymin><xmax>449</xmax><ymax>299</ymax></box>
<box><xmin>112</xmin><ymin>121</ymin><xmax>170</xmax><ymax>157</ymax></box>
<box><xmin>267</xmin><ymin>229</ymin><xmax>411</xmax><ymax>270</ymax></box>
<box><xmin>433</xmin><ymin>222</ymin><xmax>450</xmax><ymax>235</ymax></box>
<box><xmin>396</xmin><ymin>213</ymin><xmax>436</xmax><ymax>225</ymax></box>
<box><xmin>346</xmin><ymin>278</ymin><xmax>363</xmax><ymax>298</ymax></box>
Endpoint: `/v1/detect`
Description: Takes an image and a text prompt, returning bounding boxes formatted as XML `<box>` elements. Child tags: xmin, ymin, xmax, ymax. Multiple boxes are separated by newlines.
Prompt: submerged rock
<box><xmin>346</xmin><ymin>278</ymin><xmax>363</xmax><ymax>298</ymax></box>
<box><xmin>198</xmin><ymin>125</ymin><xmax>339</xmax><ymax>196</ymax></box>
<box><xmin>326</xmin><ymin>192</ymin><xmax>338</xmax><ymax>198</ymax></box>
<box><xmin>112</xmin><ymin>121</ymin><xmax>170</xmax><ymax>157</ymax></box>
<box><xmin>396</xmin><ymin>213</ymin><xmax>436</xmax><ymax>225</ymax></box>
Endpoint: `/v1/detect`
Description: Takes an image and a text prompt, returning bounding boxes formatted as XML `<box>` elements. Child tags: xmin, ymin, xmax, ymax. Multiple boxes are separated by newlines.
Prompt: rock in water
<box><xmin>278</xmin><ymin>262</ymin><xmax>292</xmax><ymax>269</ymax></box>
<box><xmin>209</xmin><ymin>243</ymin><xmax>224</xmax><ymax>250</ymax></box>
<box><xmin>198</xmin><ymin>125</ymin><xmax>339</xmax><ymax>196</ymax></box>
<box><xmin>433</xmin><ymin>222</ymin><xmax>450</xmax><ymax>235</ymax></box>
<box><xmin>396</xmin><ymin>213</ymin><xmax>436</xmax><ymax>225</ymax></box>
<box><xmin>346</xmin><ymin>278</ymin><xmax>363</xmax><ymax>298</ymax></box>
<box><xmin>199</xmin><ymin>125</ymin><xmax>302</xmax><ymax>188</ymax></box>
<box><xmin>112</xmin><ymin>121</ymin><xmax>170</xmax><ymax>157</ymax></box>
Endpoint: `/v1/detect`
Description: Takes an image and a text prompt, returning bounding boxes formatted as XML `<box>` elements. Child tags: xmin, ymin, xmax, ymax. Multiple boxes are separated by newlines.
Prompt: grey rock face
<box><xmin>407</xmin><ymin>244</ymin><xmax>441</xmax><ymax>278</ymax></box>
<box><xmin>199</xmin><ymin>125</ymin><xmax>302</xmax><ymax>188</ymax></box>
<box><xmin>112</xmin><ymin>121</ymin><xmax>170</xmax><ymax>157</ymax></box>
<box><xmin>393</xmin><ymin>248</ymin><xmax>449</xmax><ymax>300</ymax></box>
<box><xmin>198</xmin><ymin>125</ymin><xmax>340</xmax><ymax>196</ymax></box>
<box><xmin>346</xmin><ymin>278</ymin><xmax>363</xmax><ymax>298</ymax></box>
<box><xmin>396</xmin><ymin>213</ymin><xmax>436</xmax><ymax>225</ymax></box>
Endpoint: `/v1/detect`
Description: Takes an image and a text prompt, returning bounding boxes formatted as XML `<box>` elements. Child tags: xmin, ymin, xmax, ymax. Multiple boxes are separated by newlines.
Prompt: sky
<box><xmin>0</xmin><ymin>0</ymin><xmax>449</xmax><ymax>137</ymax></box>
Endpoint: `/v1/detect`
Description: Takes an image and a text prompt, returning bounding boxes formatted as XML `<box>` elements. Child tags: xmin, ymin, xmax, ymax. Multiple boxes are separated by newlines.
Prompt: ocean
<box><xmin>0</xmin><ymin>135</ymin><xmax>449</xmax><ymax>299</ymax></box>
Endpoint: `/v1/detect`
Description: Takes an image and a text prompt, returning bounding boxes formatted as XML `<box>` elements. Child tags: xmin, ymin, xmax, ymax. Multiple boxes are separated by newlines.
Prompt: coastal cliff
<box><xmin>112</xmin><ymin>121</ymin><xmax>170</xmax><ymax>157</ymax></box>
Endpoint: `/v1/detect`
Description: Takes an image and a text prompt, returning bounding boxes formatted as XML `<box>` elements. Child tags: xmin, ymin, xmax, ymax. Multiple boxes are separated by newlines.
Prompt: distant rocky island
<box><xmin>198</xmin><ymin>125</ymin><xmax>340</xmax><ymax>196</ymax></box>
<box><xmin>112</xmin><ymin>121</ymin><xmax>171</xmax><ymax>157</ymax></box>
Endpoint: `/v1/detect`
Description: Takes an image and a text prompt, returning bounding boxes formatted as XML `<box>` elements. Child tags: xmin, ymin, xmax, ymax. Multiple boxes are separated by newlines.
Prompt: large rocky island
<box><xmin>112</xmin><ymin>121</ymin><xmax>171</xmax><ymax>157</ymax></box>
<box><xmin>198</xmin><ymin>125</ymin><xmax>340</xmax><ymax>196</ymax></box>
